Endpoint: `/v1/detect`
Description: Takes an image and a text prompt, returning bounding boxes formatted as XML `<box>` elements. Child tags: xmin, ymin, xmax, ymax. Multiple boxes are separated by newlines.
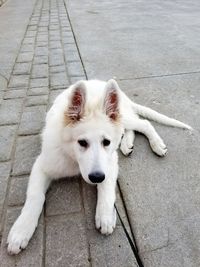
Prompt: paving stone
<box><xmin>64</xmin><ymin>43</ymin><xmax>77</xmax><ymax>52</ymax></box>
<box><xmin>4</xmin><ymin>89</ymin><xmax>26</xmax><ymax>99</ymax></box>
<box><xmin>64</xmin><ymin>49</ymin><xmax>80</xmax><ymax>62</ymax></box>
<box><xmin>26</xmin><ymin>95</ymin><xmax>48</xmax><ymax>106</ymax></box>
<box><xmin>0</xmin><ymin>99</ymin><xmax>23</xmax><ymax>125</ymax></box>
<box><xmin>37</xmin><ymin>34</ymin><xmax>48</xmax><ymax>42</ymax></box>
<box><xmin>27</xmin><ymin>25</ymin><xmax>37</xmax><ymax>31</ymax></box>
<box><xmin>8</xmin><ymin>176</ymin><xmax>28</xmax><ymax>206</ymax></box>
<box><xmin>70</xmin><ymin>76</ymin><xmax>86</xmax><ymax>84</ymax></box>
<box><xmin>38</xmin><ymin>26</ymin><xmax>48</xmax><ymax>32</ymax></box>
<box><xmin>67</xmin><ymin>61</ymin><xmax>85</xmax><ymax>77</ymax></box>
<box><xmin>12</xmin><ymin>135</ymin><xmax>41</xmax><ymax>176</ymax></box>
<box><xmin>25</xmin><ymin>30</ymin><xmax>37</xmax><ymax>38</ymax></box>
<box><xmin>38</xmin><ymin>21</ymin><xmax>49</xmax><ymax>27</ymax></box>
<box><xmin>0</xmin><ymin>162</ymin><xmax>11</xmax><ymax>232</ymax></box>
<box><xmin>60</xmin><ymin>21</ymin><xmax>70</xmax><ymax>28</ymax></box>
<box><xmin>31</xmin><ymin>64</ymin><xmax>48</xmax><ymax>78</ymax></box>
<box><xmin>49</xmin><ymin>24</ymin><xmax>60</xmax><ymax>30</ymax></box>
<box><xmin>49</xmin><ymin>36</ymin><xmax>61</xmax><ymax>42</ymax></box>
<box><xmin>28</xmin><ymin>86</ymin><xmax>49</xmax><ymax>96</ymax></box>
<box><xmin>49</xmin><ymin>88</ymin><xmax>65</xmax><ymax>105</ymax></box>
<box><xmin>19</xmin><ymin>105</ymin><xmax>46</xmax><ymax>135</ymax></box>
<box><xmin>20</xmin><ymin>44</ymin><xmax>34</xmax><ymax>53</ymax></box>
<box><xmin>29</xmin><ymin>20</ymin><xmax>39</xmax><ymax>26</ymax></box>
<box><xmin>50</xmin><ymin>71</ymin><xmax>69</xmax><ymax>88</ymax></box>
<box><xmin>0</xmin><ymin>208</ymin><xmax>43</xmax><ymax>267</ymax></box>
<box><xmin>62</xmin><ymin>36</ymin><xmax>74</xmax><ymax>44</ymax></box>
<box><xmin>49</xmin><ymin>40</ymin><xmax>62</xmax><ymax>49</ymax></box>
<box><xmin>49</xmin><ymin>51</ymin><xmax>65</xmax><ymax>66</ymax></box>
<box><xmin>17</xmin><ymin>52</ymin><xmax>34</xmax><ymax>63</ymax></box>
<box><xmin>45</xmin><ymin>213</ymin><xmax>90</xmax><ymax>267</ymax></box>
<box><xmin>30</xmin><ymin>77</ymin><xmax>49</xmax><ymax>88</ymax></box>
<box><xmin>33</xmin><ymin>55</ymin><xmax>48</xmax><ymax>64</ymax></box>
<box><xmin>46</xmin><ymin>177</ymin><xmax>82</xmax><ymax>216</ymax></box>
<box><xmin>50</xmin><ymin>65</ymin><xmax>65</xmax><ymax>73</ymax></box>
<box><xmin>8</xmin><ymin>75</ymin><xmax>29</xmax><ymax>88</ymax></box>
<box><xmin>0</xmin><ymin>125</ymin><xmax>17</xmax><ymax>161</ymax></box>
<box><xmin>22</xmin><ymin>37</ymin><xmax>35</xmax><ymax>45</ymax></box>
<box><xmin>61</xmin><ymin>30</ymin><xmax>73</xmax><ymax>39</ymax></box>
<box><xmin>34</xmin><ymin>47</ymin><xmax>48</xmax><ymax>56</ymax></box>
<box><xmin>36</xmin><ymin>40</ymin><xmax>48</xmax><ymax>47</ymax></box>
<box><xmin>88</xmin><ymin>227</ymin><xmax>138</xmax><ymax>267</ymax></box>
<box><xmin>13</xmin><ymin>63</ymin><xmax>32</xmax><ymax>75</ymax></box>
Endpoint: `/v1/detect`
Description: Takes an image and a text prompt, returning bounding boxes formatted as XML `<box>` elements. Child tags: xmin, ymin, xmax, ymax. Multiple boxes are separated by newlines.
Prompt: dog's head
<box><xmin>63</xmin><ymin>79</ymin><xmax>123</xmax><ymax>184</ymax></box>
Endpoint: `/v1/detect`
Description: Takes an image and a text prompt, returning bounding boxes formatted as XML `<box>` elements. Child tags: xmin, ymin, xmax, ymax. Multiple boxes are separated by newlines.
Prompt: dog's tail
<box><xmin>132</xmin><ymin>103</ymin><xmax>192</xmax><ymax>130</ymax></box>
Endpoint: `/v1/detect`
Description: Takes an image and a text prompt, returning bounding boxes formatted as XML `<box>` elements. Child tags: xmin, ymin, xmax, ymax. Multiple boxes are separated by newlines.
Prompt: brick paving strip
<box><xmin>0</xmin><ymin>0</ymin><xmax>139</xmax><ymax>266</ymax></box>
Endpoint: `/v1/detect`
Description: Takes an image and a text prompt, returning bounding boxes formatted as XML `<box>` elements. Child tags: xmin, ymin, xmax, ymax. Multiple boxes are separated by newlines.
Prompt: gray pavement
<box><xmin>0</xmin><ymin>0</ymin><xmax>200</xmax><ymax>266</ymax></box>
<box><xmin>68</xmin><ymin>0</ymin><xmax>200</xmax><ymax>266</ymax></box>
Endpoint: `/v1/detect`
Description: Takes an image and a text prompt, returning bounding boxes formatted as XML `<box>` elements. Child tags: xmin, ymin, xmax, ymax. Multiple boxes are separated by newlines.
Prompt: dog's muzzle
<box><xmin>88</xmin><ymin>172</ymin><xmax>105</xmax><ymax>183</ymax></box>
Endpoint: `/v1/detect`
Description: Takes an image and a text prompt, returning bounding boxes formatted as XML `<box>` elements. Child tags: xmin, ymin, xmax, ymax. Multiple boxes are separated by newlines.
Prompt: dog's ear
<box><xmin>65</xmin><ymin>81</ymin><xmax>86</xmax><ymax>124</ymax></box>
<box><xmin>104</xmin><ymin>79</ymin><xmax>120</xmax><ymax>122</ymax></box>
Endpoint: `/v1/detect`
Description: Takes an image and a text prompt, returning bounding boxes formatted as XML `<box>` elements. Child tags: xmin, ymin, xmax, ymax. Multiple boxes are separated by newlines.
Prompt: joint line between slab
<box><xmin>63</xmin><ymin>0</ymin><xmax>88</xmax><ymax>80</ymax></box>
<box><xmin>118</xmin><ymin>70</ymin><xmax>200</xmax><ymax>81</ymax></box>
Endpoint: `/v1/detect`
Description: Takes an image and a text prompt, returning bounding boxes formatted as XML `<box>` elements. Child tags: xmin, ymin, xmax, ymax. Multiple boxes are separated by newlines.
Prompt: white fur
<box><xmin>7</xmin><ymin>79</ymin><xmax>191</xmax><ymax>254</ymax></box>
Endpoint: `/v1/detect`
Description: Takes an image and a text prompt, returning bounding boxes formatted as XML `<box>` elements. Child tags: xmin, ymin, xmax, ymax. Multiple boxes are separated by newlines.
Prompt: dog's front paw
<box><xmin>120</xmin><ymin>132</ymin><xmax>134</xmax><ymax>156</ymax></box>
<box><xmin>150</xmin><ymin>137</ymin><xmax>167</xmax><ymax>157</ymax></box>
<box><xmin>120</xmin><ymin>143</ymin><xmax>134</xmax><ymax>157</ymax></box>
<box><xmin>95</xmin><ymin>208</ymin><xmax>116</xmax><ymax>235</ymax></box>
<box><xmin>7</xmin><ymin>217</ymin><xmax>36</xmax><ymax>255</ymax></box>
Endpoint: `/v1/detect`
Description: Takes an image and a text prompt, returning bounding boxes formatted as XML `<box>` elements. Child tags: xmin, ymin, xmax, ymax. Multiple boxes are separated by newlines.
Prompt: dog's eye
<box><xmin>102</xmin><ymin>139</ymin><xmax>110</xmax><ymax>147</ymax></box>
<box><xmin>78</xmin><ymin>139</ymin><xmax>88</xmax><ymax>148</ymax></box>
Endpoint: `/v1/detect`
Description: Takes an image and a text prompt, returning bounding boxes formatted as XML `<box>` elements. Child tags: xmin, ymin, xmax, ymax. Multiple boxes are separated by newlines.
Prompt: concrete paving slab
<box><xmin>0</xmin><ymin>0</ymin><xmax>37</xmax><ymax>79</ymax></box>
<box><xmin>67</xmin><ymin>0</ymin><xmax>200</xmax><ymax>80</ymax></box>
<box><xmin>117</xmin><ymin>75</ymin><xmax>200</xmax><ymax>265</ymax></box>
<box><xmin>88</xmin><ymin>227</ymin><xmax>138</xmax><ymax>267</ymax></box>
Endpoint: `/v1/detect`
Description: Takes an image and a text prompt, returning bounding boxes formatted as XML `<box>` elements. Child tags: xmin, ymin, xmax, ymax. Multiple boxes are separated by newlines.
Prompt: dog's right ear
<box><xmin>104</xmin><ymin>79</ymin><xmax>120</xmax><ymax>122</ymax></box>
<box><xmin>64</xmin><ymin>81</ymin><xmax>86</xmax><ymax>124</ymax></box>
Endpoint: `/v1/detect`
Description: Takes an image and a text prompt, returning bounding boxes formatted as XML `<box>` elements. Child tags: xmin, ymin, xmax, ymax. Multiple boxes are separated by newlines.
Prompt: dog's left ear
<box><xmin>65</xmin><ymin>81</ymin><xmax>86</xmax><ymax>124</ymax></box>
<box><xmin>104</xmin><ymin>79</ymin><xmax>120</xmax><ymax>122</ymax></box>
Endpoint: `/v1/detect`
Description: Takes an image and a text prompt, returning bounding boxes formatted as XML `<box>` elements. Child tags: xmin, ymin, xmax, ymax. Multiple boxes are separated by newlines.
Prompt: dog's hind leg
<box><xmin>120</xmin><ymin>130</ymin><xmax>135</xmax><ymax>156</ymax></box>
<box><xmin>7</xmin><ymin>155</ymin><xmax>51</xmax><ymax>254</ymax></box>
<box><xmin>126</xmin><ymin>118</ymin><xmax>167</xmax><ymax>156</ymax></box>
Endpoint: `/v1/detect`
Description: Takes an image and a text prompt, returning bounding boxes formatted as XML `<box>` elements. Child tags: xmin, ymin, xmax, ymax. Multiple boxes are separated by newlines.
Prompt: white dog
<box><xmin>7</xmin><ymin>79</ymin><xmax>191</xmax><ymax>254</ymax></box>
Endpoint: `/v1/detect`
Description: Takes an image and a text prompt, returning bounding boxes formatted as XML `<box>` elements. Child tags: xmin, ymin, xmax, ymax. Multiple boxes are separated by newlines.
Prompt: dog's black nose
<box><xmin>88</xmin><ymin>172</ymin><xmax>105</xmax><ymax>183</ymax></box>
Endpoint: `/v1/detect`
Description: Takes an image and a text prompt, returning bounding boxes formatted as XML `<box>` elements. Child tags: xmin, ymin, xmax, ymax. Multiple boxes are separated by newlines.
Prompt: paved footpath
<box><xmin>67</xmin><ymin>1</ymin><xmax>200</xmax><ymax>266</ymax></box>
<box><xmin>0</xmin><ymin>0</ymin><xmax>139</xmax><ymax>266</ymax></box>
<box><xmin>0</xmin><ymin>0</ymin><xmax>200</xmax><ymax>267</ymax></box>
